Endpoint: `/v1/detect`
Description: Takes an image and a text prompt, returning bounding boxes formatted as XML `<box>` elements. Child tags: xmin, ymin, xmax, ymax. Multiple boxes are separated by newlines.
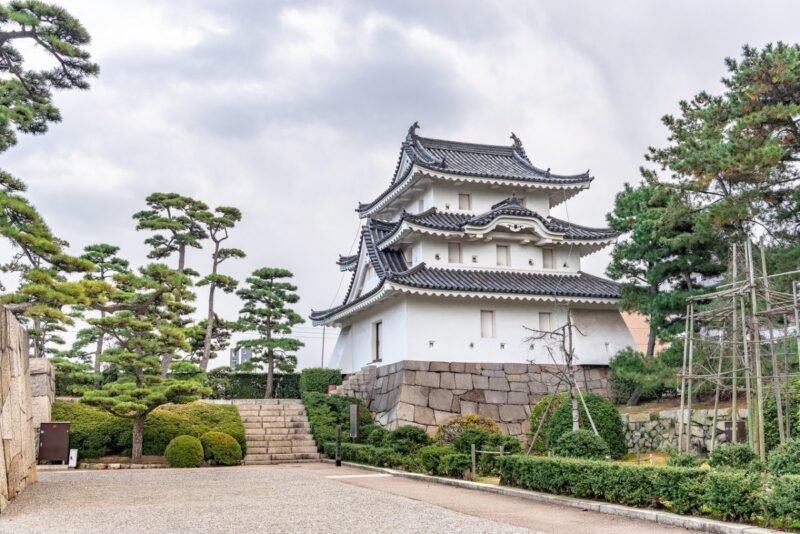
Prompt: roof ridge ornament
<box><xmin>510</xmin><ymin>132</ymin><xmax>530</xmax><ymax>160</ymax></box>
<box><xmin>406</xmin><ymin>121</ymin><xmax>420</xmax><ymax>142</ymax></box>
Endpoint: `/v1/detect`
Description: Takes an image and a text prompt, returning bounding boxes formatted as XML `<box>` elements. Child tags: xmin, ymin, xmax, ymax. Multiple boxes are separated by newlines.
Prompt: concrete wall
<box><xmin>0</xmin><ymin>308</ymin><xmax>36</xmax><ymax>513</ymax></box>
<box><xmin>335</xmin><ymin>360</ymin><xmax>610</xmax><ymax>438</ymax></box>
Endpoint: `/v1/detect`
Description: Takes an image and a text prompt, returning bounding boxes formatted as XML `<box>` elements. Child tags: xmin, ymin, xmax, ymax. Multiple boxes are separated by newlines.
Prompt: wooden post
<box><xmin>471</xmin><ymin>444</ymin><xmax>477</xmax><ymax>480</ymax></box>
<box><xmin>746</xmin><ymin>241</ymin><xmax>766</xmax><ymax>460</ymax></box>
<box><xmin>760</xmin><ymin>246</ymin><xmax>785</xmax><ymax>444</ymax></box>
<box><xmin>710</xmin><ymin>335</ymin><xmax>724</xmax><ymax>451</ymax></box>
<box><xmin>685</xmin><ymin>303</ymin><xmax>695</xmax><ymax>453</ymax></box>
<box><xmin>731</xmin><ymin>244</ymin><xmax>739</xmax><ymax>443</ymax></box>
<box><xmin>678</xmin><ymin>305</ymin><xmax>691</xmax><ymax>453</ymax></box>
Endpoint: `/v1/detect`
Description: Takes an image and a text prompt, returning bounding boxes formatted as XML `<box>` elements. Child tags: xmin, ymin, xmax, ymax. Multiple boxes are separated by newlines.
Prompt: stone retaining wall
<box><xmin>0</xmin><ymin>308</ymin><xmax>36</xmax><ymax>513</ymax></box>
<box><xmin>335</xmin><ymin>360</ymin><xmax>610</xmax><ymax>438</ymax></box>
<box><xmin>622</xmin><ymin>407</ymin><xmax>748</xmax><ymax>452</ymax></box>
<box><xmin>29</xmin><ymin>358</ymin><xmax>54</xmax><ymax>445</ymax></box>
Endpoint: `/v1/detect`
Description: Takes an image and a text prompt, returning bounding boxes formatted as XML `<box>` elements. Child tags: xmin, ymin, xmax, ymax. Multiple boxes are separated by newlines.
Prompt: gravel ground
<box><xmin>0</xmin><ymin>465</ymin><xmax>531</xmax><ymax>534</ymax></box>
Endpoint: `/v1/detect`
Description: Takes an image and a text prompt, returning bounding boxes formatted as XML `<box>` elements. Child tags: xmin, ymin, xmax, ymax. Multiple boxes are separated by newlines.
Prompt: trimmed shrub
<box><xmin>552</xmin><ymin>429</ymin><xmax>609</xmax><ymax>460</ymax></box>
<box><xmin>206</xmin><ymin>369</ymin><xmax>301</xmax><ymax>399</ymax></box>
<box><xmin>366</xmin><ymin>427</ymin><xmax>391</xmax><ymax>448</ymax></box>
<box><xmin>435</xmin><ymin>414</ymin><xmax>500</xmax><ymax>444</ymax></box>
<box><xmin>708</xmin><ymin>443</ymin><xmax>758</xmax><ymax>470</ymax></box>
<box><xmin>418</xmin><ymin>445</ymin><xmax>456</xmax><ymax>475</ymax></box>
<box><xmin>165</xmin><ymin>435</ymin><xmax>204</xmax><ymax>468</ymax></box>
<box><xmin>53</xmin><ymin>400</ymin><xmax>246</xmax><ymax>459</ymax></box>
<box><xmin>546</xmin><ymin>393</ymin><xmax>626</xmax><ymax>458</ymax></box>
<box><xmin>303</xmin><ymin>392</ymin><xmax>372</xmax><ymax>450</ymax></box>
<box><xmin>388</xmin><ymin>425</ymin><xmax>431</xmax><ymax>454</ymax></box>
<box><xmin>703</xmin><ymin>469</ymin><xmax>764</xmax><ymax>522</ymax></box>
<box><xmin>768</xmin><ymin>437</ymin><xmax>800</xmax><ymax>476</ymax></box>
<box><xmin>765</xmin><ymin>475</ymin><xmax>800</xmax><ymax>527</ymax></box>
<box><xmin>528</xmin><ymin>392</ymin><xmax>569</xmax><ymax>453</ymax></box>
<box><xmin>440</xmin><ymin>453</ymin><xmax>471</xmax><ymax>478</ymax></box>
<box><xmin>300</xmin><ymin>368</ymin><xmax>343</xmax><ymax>394</ymax></box>
<box><xmin>665</xmin><ymin>447</ymin><xmax>700</xmax><ymax>468</ymax></box>
<box><xmin>200</xmin><ymin>431</ymin><xmax>242</xmax><ymax>466</ymax></box>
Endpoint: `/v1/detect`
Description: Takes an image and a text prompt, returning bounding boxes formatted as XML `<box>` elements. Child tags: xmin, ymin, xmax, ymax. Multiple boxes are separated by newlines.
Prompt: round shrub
<box><xmin>708</xmin><ymin>443</ymin><xmax>758</xmax><ymax>470</ymax></box>
<box><xmin>388</xmin><ymin>425</ymin><xmax>431</xmax><ymax>454</ymax></box>
<box><xmin>366</xmin><ymin>427</ymin><xmax>391</xmax><ymax>448</ymax></box>
<box><xmin>546</xmin><ymin>393</ymin><xmax>626</xmax><ymax>458</ymax></box>
<box><xmin>552</xmin><ymin>429</ymin><xmax>610</xmax><ymax>460</ymax></box>
<box><xmin>440</xmin><ymin>453</ymin><xmax>472</xmax><ymax>478</ymax></box>
<box><xmin>768</xmin><ymin>437</ymin><xmax>800</xmax><ymax>475</ymax></box>
<box><xmin>165</xmin><ymin>435</ymin><xmax>204</xmax><ymax>468</ymax></box>
<box><xmin>435</xmin><ymin>414</ymin><xmax>500</xmax><ymax>444</ymax></box>
<box><xmin>418</xmin><ymin>445</ymin><xmax>456</xmax><ymax>475</ymax></box>
<box><xmin>528</xmin><ymin>392</ymin><xmax>569</xmax><ymax>453</ymax></box>
<box><xmin>200</xmin><ymin>431</ymin><xmax>242</xmax><ymax>466</ymax></box>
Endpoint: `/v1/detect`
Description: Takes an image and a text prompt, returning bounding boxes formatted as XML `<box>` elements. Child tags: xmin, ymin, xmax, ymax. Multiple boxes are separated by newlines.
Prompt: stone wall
<box><xmin>622</xmin><ymin>407</ymin><xmax>748</xmax><ymax>453</ymax></box>
<box><xmin>0</xmin><ymin>308</ymin><xmax>36</xmax><ymax>513</ymax></box>
<box><xmin>29</xmin><ymin>359</ymin><xmax>54</xmax><ymax>435</ymax></box>
<box><xmin>335</xmin><ymin>360</ymin><xmax>610</xmax><ymax>438</ymax></box>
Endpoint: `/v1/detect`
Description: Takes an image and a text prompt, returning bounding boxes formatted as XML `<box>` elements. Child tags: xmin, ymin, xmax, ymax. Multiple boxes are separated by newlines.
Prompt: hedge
<box><xmin>52</xmin><ymin>400</ymin><xmax>246</xmax><ymax>459</ymax></box>
<box><xmin>165</xmin><ymin>435</ymin><xmax>204</xmax><ymax>468</ymax></box>
<box><xmin>206</xmin><ymin>369</ymin><xmax>301</xmax><ymax>399</ymax></box>
<box><xmin>303</xmin><ymin>392</ymin><xmax>373</xmax><ymax>449</ymax></box>
<box><xmin>300</xmin><ymin>368</ymin><xmax>343</xmax><ymax>394</ymax></box>
<box><xmin>497</xmin><ymin>455</ymin><xmax>800</xmax><ymax>525</ymax></box>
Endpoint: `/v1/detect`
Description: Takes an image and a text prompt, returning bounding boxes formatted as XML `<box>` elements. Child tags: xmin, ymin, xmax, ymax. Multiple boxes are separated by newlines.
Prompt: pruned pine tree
<box><xmin>80</xmin><ymin>263</ymin><xmax>209</xmax><ymax>464</ymax></box>
<box><xmin>133</xmin><ymin>193</ymin><xmax>209</xmax><ymax>374</ymax></box>
<box><xmin>236</xmin><ymin>268</ymin><xmax>304</xmax><ymax>399</ymax></box>
<box><xmin>0</xmin><ymin>1</ymin><xmax>100</xmax><ymax>349</ymax></box>
<box><xmin>185</xmin><ymin>317</ymin><xmax>236</xmax><ymax>367</ymax></box>
<box><xmin>197</xmin><ymin>206</ymin><xmax>245</xmax><ymax>370</ymax></box>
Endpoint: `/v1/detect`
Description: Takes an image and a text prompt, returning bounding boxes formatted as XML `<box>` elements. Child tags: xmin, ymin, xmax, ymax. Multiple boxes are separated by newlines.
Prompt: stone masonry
<box><xmin>0</xmin><ymin>307</ymin><xmax>36</xmax><ymax>513</ymax></box>
<box><xmin>622</xmin><ymin>406</ymin><xmax>748</xmax><ymax>453</ymax></box>
<box><xmin>334</xmin><ymin>360</ymin><xmax>610</xmax><ymax>438</ymax></box>
<box><xmin>29</xmin><ymin>358</ymin><xmax>55</xmax><ymax>450</ymax></box>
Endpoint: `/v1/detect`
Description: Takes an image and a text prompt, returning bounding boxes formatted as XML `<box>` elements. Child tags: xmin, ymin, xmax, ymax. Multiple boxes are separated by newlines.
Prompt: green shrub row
<box><xmin>299</xmin><ymin>368</ymin><xmax>343</xmax><ymax>395</ymax></box>
<box><xmin>205</xmin><ymin>369</ymin><xmax>301</xmax><ymax>399</ymax></box>
<box><xmin>53</xmin><ymin>400</ymin><xmax>246</xmax><ymax>459</ymax></box>
<box><xmin>497</xmin><ymin>455</ymin><xmax>800</xmax><ymax>526</ymax></box>
<box><xmin>302</xmin><ymin>391</ymin><xmax>373</xmax><ymax>448</ymax></box>
<box><xmin>164</xmin><ymin>432</ymin><xmax>243</xmax><ymax>468</ymax></box>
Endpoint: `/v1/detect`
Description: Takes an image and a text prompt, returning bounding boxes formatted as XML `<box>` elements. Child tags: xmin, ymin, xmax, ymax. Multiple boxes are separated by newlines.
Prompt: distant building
<box><xmin>621</xmin><ymin>312</ymin><xmax>667</xmax><ymax>355</ymax></box>
<box><xmin>229</xmin><ymin>347</ymin><xmax>253</xmax><ymax>369</ymax></box>
<box><xmin>311</xmin><ymin>123</ymin><xmax>635</xmax><ymax>373</ymax></box>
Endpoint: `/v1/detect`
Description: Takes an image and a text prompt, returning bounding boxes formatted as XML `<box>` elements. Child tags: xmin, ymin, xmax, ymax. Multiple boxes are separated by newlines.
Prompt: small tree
<box><xmin>196</xmin><ymin>206</ymin><xmax>245</xmax><ymax>370</ymax></box>
<box><xmin>80</xmin><ymin>263</ymin><xmax>209</xmax><ymax>463</ymax></box>
<box><xmin>236</xmin><ymin>268</ymin><xmax>304</xmax><ymax>399</ymax></box>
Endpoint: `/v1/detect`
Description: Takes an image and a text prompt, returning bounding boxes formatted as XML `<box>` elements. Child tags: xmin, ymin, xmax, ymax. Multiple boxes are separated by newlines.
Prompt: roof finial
<box><xmin>510</xmin><ymin>131</ymin><xmax>529</xmax><ymax>160</ymax></box>
<box><xmin>406</xmin><ymin>121</ymin><xmax>420</xmax><ymax>142</ymax></box>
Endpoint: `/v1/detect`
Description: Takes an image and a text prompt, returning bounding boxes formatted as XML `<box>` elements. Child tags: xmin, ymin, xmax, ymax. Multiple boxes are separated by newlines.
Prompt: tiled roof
<box><xmin>379</xmin><ymin>197</ymin><xmax>618</xmax><ymax>243</ymax></box>
<box><xmin>336</xmin><ymin>254</ymin><xmax>358</xmax><ymax>266</ymax></box>
<box><xmin>339</xmin><ymin>219</ymin><xmax>408</xmax><ymax>304</ymax></box>
<box><xmin>357</xmin><ymin>123</ymin><xmax>592</xmax><ymax>214</ymax></box>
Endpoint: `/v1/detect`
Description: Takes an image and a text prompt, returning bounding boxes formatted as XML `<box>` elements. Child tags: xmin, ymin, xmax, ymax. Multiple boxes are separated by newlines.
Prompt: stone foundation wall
<box><xmin>0</xmin><ymin>308</ymin><xmax>36</xmax><ymax>513</ymax></box>
<box><xmin>334</xmin><ymin>360</ymin><xmax>610</xmax><ymax>438</ymax></box>
<box><xmin>622</xmin><ymin>407</ymin><xmax>748</xmax><ymax>453</ymax></box>
<box><xmin>29</xmin><ymin>358</ymin><xmax>54</xmax><ymax>439</ymax></box>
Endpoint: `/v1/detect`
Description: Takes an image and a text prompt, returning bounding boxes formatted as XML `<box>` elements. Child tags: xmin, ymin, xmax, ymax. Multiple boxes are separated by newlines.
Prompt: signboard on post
<box><xmin>349</xmin><ymin>404</ymin><xmax>360</xmax><ymax>439</ymax></box>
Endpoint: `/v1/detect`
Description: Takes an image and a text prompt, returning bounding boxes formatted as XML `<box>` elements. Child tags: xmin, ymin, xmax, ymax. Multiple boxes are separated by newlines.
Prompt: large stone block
<box><xmin>478</xmin><ymin>403</ymin><xmax>500</xmax><ymax>420</ymax></box>
<box><xmin>484</xmin><ymin>390</ymin><xmax>508</xmax><ymax>404</ymax></box>
<box><xmin>399</xmin><ymin>385</ymin><xmax>429</xmax><ymax>406</ymax></box>
<box><xmin>428</xmin><ymin>389</ymin><xmax>454</xmax><ymax>411</ymax></box>
<box><xmin>499</xmin><ymin>404</ymin><xmax>527</xmax><ymax>422</ymax></box>
<box><xmin>488</xmin><ymin>377</ymin><xmax>510</xmax><ymax>391</ymax></box>
<box><xmin>434</xmin><ymin>410</ymin><xmax>459</xmax><ymax>425</ymax></box>
<box><xmin>507</xmin><ymin>391</ymin><xmax>529</xmax><ymax>405</ymax></box>
<box><xmin>430</xmin><ymin>362</ymin><xmax>450</xmax><ymax>372</ymax></box>
<box><xmin>401</xmin><ymin>370</ymin><xmax>416</xmax><ymax>385</ymax></box>
<box><xmin>449</xmin><ymin>363</ymin><xmax>465</xmax><ymax>373</ymax></box>
<box><xmin>414</xmin><ymin>406</ymin><xmax>436</xmax><ymax>426</ymax></box>
<box><xmin>439</xmin><ymin>372</ymin><xmax>455</xmax><ymax>389</ymax></box>
<box><xmin>415</xmin><ymin>371</ymin><xmax>440</xmax><ymax>388</ymax></box>
<box><xmin>396</xmin><ymin>402</ymin><xmax>415</xmax><ymax>422</ymax></box>
<box><xmin>509</xmin><ymin>382</ymin><xmax>530</xmax><ymax>392</ymax></box>
<box><xmin>481</xmin><ymin>363</ymin><xmax>503</xmax><ymax>370</ymax></box>
<box><xmin>503</xmin><ymin>363</ymin><xmax>528</xmax><ymax>374</ymax></box>
<box><xmin>453</xmin><ymin>373</ymin><xmax>473</xmax><ymax>390</ymax></box>
<box><xmin>460</xmin><ymin>389</ymin><xmax>485</xmax><ymax>403</ymax></box>
<box><xmin>472</xmin><ymin>375</ymin><xmax>489</xmax><ymax>389</ymax></box>
<box><xmin>460</xmin><ymin>400</ymin><xmax>478</xmax><ymax>415</ymax></box>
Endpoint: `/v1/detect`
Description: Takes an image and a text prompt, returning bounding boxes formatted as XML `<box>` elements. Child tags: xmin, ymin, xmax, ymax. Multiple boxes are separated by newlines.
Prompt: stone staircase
<box><xmin>234</xmin><ymin>399</ymin><xmax>321</xmax><ymax>465</ymax></box>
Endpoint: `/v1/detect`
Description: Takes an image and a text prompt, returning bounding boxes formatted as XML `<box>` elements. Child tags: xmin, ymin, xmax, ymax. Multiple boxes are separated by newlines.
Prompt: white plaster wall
<box><xmin>571</xmin><ymin>309</ymin><xmax>636</xmax><ymax>365</ymax></box>
<box><xmin>430</xmin><ymin>182</ymin><xmax>550</xmax><ymax>215</ymax></box>
<box><xmin>344</xmin><ymin>298</ymin><xmax>407</xmax><ymax>373</ymax></box>
<box><xmin>411</xmin><ymin>235</ymin><xmax>581</xmax><ymax>272</ymax></box>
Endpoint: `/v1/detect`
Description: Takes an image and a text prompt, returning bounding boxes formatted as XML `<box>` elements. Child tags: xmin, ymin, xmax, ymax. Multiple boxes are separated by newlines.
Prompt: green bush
<box><xmin>440</xmin><ymin>453</ymin><xmax>471</xmax><ymax>478</ymax></box>
<box><xmin>765</xmin><ymin>475</ymin><xmax>800</xmax><ymax>527</ymax></box>
<box><xmin>552</xmin><ymin>429</ymin><xmax>609</xmax><ymax>460</ymax></box>
<box><xmin>300</xmin><ymin>368</ymin><xmax>343</xmax><ymax>394</ymax></box>
<box><xmin>200</xmin><ymin>431</ymin><xmax>242</xmax><ymax>466</ymax></box>
<box><xmin>528</xmin><ymin>392</ymin><xmax>569</xmax><ymax>453</ymax></box>
<box><xmin>303</xmin><ymin>392</ymin><xmax>372</xmax><ymax>450</ymax></box>
<box><xmin>768</xmin><ymin>437</ymin><xmax>800</xmax><ymax>475</ymax></box>
<box><xmin>366</xmin><ymin>427</ymin><xmax>391</xmax><ymax>448</ymax></box>
<box><xmin>388</xmin><ymin>425</ymin><xmax>431</xmax><ymax>454</ymax></box>
<box><xmin>546</xmin><ymin>393</ymin><xmax>626</xmax><ymax>458</ymax></box>
<box><xmin>665</xmin><ymin>447</ymin><xmax>700</xmax><ymax>468</ymax></box>
<box><xmin>164</xmin><ymin>435</ymin><xmax>204</xmax><ymax>468</ymax></box>
<box><xmin>703</xmin><ymin>469</ymin><xmax>764</xmax><ymax>522</ymax></box>
<box><xmin>206</xmin><ymin>369</ymin><xmax>301</xmax><ymax>399</ymax></box>
<box><xmin>708</xmin><ymin>443</ymin><xmax>758</xmax><ymax>470</ymax></box>
<box><xmin>764</xmin><ymin>390</ymin><xmax>800</xmax><ymax>452</ymax></box>
<box><xmin>53</xmin><ymin>400</ymin><xmax>246</xmax><ymax>459</ymax></box>
<box><xmin>435</xmin><ymin>414</ymin><xmax>500</xmax><ymax>443</ymax></box>
<box><xmin>418</xmin><ymin>445</ymin><xmax>456</xmax><ymax>475</ymax></box>
<box><xmin>608</xmin><ymin>348</ymin><xmax>677</xmax><ymax>404</ymax></box>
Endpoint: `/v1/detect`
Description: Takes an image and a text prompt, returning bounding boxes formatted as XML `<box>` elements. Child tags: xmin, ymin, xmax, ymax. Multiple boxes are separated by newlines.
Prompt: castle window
<box><xmin>417</xmin><ymin>199</ymin><xmax>424</xmax><ymax>213</ymax></box>
<box><xmin>448</xmin><ymin>242</ymin><xmax>462</xmax><ymax>264</ymax></box>
<box><xmin>542</xmin><ymin>248</ymin><xmax>554</xmax><ymax>269</ymax></box>
<box><xmin>496</xmin><ymin>245</ymin><xmax>510</xmax><ymax>266</ymax></box>
<box><xmin>539</xmin><ymin>312</ymin><xmax>552</xmax><ymax>332</ymax></box>
<box><xmin>480</xmin><ymin>310</ymin><xmax>495</xmax><ymax>338</ymax></box>
<box><xmin>458</xmin><ymin>193</ymin><xmax>472</xmax><ymax>210</ymax></box>
<box><xmin>373</xmin><ymin>321</ymin><xmax>382</xmax><ymax>362</ymax></box>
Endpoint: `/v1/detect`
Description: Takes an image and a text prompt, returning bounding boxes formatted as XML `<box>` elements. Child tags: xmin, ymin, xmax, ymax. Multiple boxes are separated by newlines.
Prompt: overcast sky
<box><xmin>4</xmin><ymin>1</ymin><xmax>798</xmax><ymax>369</ymax></box>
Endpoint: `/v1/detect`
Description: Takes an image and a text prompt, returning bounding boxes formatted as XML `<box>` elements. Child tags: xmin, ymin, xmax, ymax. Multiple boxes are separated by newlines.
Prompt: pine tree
<box><xmin>236</xmin><ymin>268</ymin><xmax>304</xmax><ymax>399</ymax></box>
<box><xmin>80</xmin><ymin>263</ymin><xmax>209</xmax><ymax>463</ymax></box>
<box><xmin>196</xmin><ymin>206</ymin><xmax>245</xmax><ymax>370</ymax></box>
<box><xmin>185</xmin><ymin>317</ymin><xmax>236</xmax><ymax>367</ymax></box>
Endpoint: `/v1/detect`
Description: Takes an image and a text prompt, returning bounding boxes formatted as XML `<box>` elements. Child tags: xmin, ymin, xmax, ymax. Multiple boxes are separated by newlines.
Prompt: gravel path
<box><xmin>0</xmin><ymin>465</ymin><xmax>531</xmax><ymax>534</ymax></box>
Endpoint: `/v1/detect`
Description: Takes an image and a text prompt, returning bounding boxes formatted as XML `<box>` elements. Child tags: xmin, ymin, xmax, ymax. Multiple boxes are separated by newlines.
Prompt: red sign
<box><xmin>327</xmin><ymin>384</ymin><xmax>337</xmax><ymax>392</ymax></box>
